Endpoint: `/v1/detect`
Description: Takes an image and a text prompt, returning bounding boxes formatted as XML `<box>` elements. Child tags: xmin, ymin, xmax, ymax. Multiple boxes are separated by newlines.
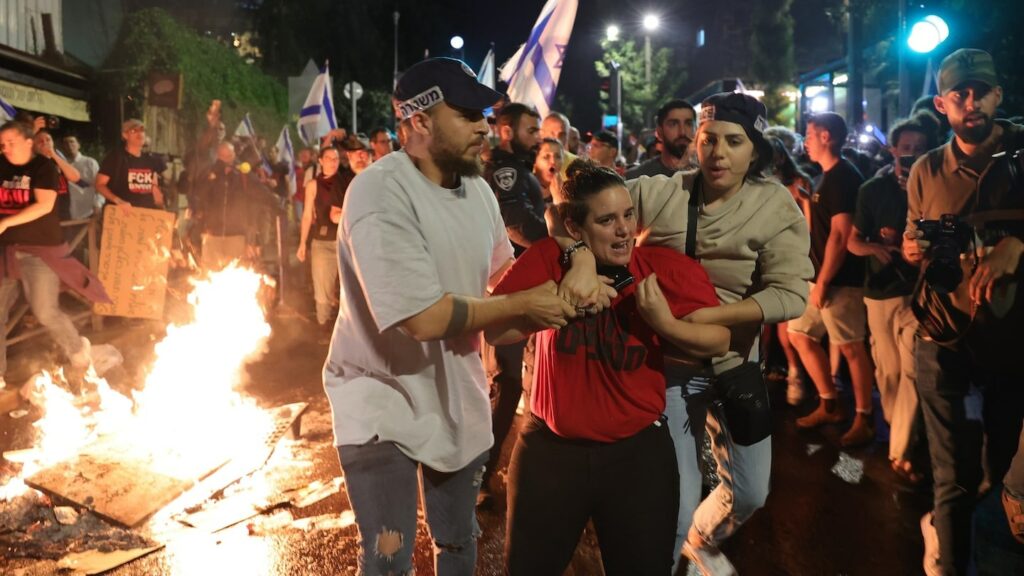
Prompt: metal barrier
<box><xmin>4</xmin><ymin>215</ymin><xmax>103</xmax><ymax>346</ymax></box>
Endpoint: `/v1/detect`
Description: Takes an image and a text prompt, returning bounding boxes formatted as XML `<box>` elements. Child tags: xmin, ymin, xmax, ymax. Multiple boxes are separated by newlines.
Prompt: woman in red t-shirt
<box><xmin>488</xmin><ymin>161</ymin><xmax>729</xmax><ymax>575</ymax></box>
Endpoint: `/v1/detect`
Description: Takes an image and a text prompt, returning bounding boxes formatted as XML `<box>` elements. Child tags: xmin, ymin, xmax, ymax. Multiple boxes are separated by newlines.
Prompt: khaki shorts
<box><xmin>787</xmin><ymin>282</ymin><xmax>867</xmax><ymax>344</ymax></box>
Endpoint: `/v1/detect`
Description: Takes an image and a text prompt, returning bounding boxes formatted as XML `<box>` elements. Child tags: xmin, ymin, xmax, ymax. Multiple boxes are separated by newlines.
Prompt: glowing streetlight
<box><xmin>641</xmin><ymin>14</ymin><xmax>660</xmax><ymax>86</ymax></box>
<box><xmin>449</xmin><ymin>35</ymin><xmax>465</xmax><ymax>50</ymax></box>
<box><xmin>907</xmin><ymin>15</ymin><xmax>949</xmax><ymax>53</ymax></box>
<box><xmin>605</xmin><ymin>24</ymin><xmax>620</xmax><ymax>42</ymax></box>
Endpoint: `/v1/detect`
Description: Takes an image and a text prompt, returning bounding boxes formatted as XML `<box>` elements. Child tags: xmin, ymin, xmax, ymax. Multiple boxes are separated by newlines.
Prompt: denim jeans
<box><xmin>337</xmin><ymin>441</ymin><xmax>486</xmax><ymax>576</ymax></box>
<box><xmin>916</xmin><ymin>338</ymin><xmax>1024</xmax><ymax>575</ymax></box>
<box><xmin>505</xmin><ymin>414</ymin><xmax>678</xmax><ymax>575</ymax></box>
<box><xmin>0</xmin><ymin>252</ymin><xmax>84</xmax><ymax>377</ymax></box>
<box><xmin>310</xmin><ymin>238</ymin><xmax>338</xmax><ymax>325</ymax></box>
<box><xmin>665</xmin><ymin>375</ymin><xmax>771</xmax><ymax>569</ymax></box>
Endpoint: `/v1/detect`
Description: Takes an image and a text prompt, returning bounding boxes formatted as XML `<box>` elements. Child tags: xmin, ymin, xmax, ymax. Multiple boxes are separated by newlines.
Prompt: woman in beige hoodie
<box><xmin>561</xmin><ymin>93</ymin><xmax>812</xmax><ymax>575</ymax></box>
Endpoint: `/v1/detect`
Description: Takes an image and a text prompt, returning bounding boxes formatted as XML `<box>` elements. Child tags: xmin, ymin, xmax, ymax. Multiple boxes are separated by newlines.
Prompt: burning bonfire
<box><xmin>0</xmin><ymin>265</ymin><xmax>325</xmax><ymax>568</ymax></box>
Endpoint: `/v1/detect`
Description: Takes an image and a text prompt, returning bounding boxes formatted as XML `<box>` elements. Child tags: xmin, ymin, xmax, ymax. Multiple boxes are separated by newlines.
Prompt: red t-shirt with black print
<box><xmin>492</xmin><ymin>237</ymin><xmax>719</xmax><ymax>442</ymax></box>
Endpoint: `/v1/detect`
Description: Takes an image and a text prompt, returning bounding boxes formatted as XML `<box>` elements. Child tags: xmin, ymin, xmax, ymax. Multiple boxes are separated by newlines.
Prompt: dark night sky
<box><xmin>413</xmin><ymin>0</ymin><xmax>703</xmax><ymax>130</ymax></box>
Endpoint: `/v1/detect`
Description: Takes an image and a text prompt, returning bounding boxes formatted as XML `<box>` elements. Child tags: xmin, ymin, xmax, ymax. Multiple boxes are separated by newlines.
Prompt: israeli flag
<box><xmin>499</xmin><ymin>0</ymin><xmax>578</xmax><ymax>118</ymax></box>
<box><xmin>479</xmin><ymin>48</ymin><xmax>496</xmax><ymax>90</ymax></box>
<box><xmin>297</xmin><ymin>62</ymin><xmax>337</xmax><ymax>146</ymax></box>
<box><xmin>235</xmin><ymin>112</ymin><xmax>257</xmax><ymax>138</ymax></box>
<box><xmin>236</xmin><ymin>113</ymin><xmax>274</xmax><ymax>175</ymax></box>
<box><xmin>276</xmin><ymin>126</ymin><xmax>297</xmax><ymax>198</ymax></box>
<box><xmin>0</xmin><ymin>95</ymin><xmax>16</xmax><ymax>122</ymax></box>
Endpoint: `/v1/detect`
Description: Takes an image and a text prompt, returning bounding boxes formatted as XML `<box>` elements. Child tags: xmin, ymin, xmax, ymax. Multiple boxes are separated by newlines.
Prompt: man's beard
<box><xmin>430</xmin><ymin>126</ymin><xmax>483</xmax><ymax>178</ymax></box>
<box><xmin>956</xmin><ymin>112</ymin><xmax>994</xmax><ymax>145</ymax></box>
<box><xmin>662</xmin><ymin>137</ymin><xmax>690</xmax><ymax>159</ymax></box>
<box><xmin>512</xmin><ymin>137</ymin><xmax>538</xmax><ymax>165</ymax></box>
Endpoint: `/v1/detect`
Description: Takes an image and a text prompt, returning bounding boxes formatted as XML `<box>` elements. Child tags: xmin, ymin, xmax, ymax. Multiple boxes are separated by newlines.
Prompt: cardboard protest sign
<box><xmin>95</xmin><ymin>207</ymin><xmax>175</xmax><ymax>319</ymax></box>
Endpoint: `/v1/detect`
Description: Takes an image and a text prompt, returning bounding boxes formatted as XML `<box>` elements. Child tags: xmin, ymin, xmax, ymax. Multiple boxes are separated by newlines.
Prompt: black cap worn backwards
<box><xmin>700</xmin><ymin>92</ymin><xmax>773</xmax><ymax>162</ymax></box>
<box><xmin>393</xmin><ymin>57</ymin><xmax>503</xmax><ymax>120</ymax></box>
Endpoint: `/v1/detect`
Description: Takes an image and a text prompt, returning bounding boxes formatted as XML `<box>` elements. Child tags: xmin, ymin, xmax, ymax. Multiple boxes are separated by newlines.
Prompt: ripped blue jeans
<box><xmin>666</xmin><ymin>375</ymin><xmax>772</xmax><ymax>570</ymax></box>
<box><xmin>337</xmin><ymin>441</ymin><xmax>486</xmax><ymax>576</ymax></box>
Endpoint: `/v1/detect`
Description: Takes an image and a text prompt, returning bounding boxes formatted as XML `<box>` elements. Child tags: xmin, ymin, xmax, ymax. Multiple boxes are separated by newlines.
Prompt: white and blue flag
<box><xmin>235</xmin><ymin>112</ymin><xmax>274</xmax><ymax>175</ymax></box>
<box><xmin>479</xmin><ymin>48</ymin><xmax>496</xmax><ymax>90</ymax></box>
<box><xmin>0</xmin><ymin>95</ymin><xmax>17</xmax><ymax>122</ymax></box>
<box><xmin>275</xmin><ymin>125</ymin><xmax>297</xmax><ymax>198</ymax></box>
<box><xmin>235</xmin><ymin>112</ymin><xmax>257</xmax><ymax>138</ymax></box>
<box><xmin>297</xmin><ymin>62</ymin><xmax>337</xmax><ymax>146</ymax></box>
<box><xmin>499</xmin><ymin>0</ymin><xmax>578</xmax><ymax>117</ymax></box>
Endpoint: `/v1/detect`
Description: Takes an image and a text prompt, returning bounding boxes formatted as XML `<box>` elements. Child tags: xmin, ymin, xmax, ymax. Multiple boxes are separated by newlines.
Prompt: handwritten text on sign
<box><xmin>95</xmin><ymin>207</ymin><xmax>175</xmax><ymax>319</ymax></box>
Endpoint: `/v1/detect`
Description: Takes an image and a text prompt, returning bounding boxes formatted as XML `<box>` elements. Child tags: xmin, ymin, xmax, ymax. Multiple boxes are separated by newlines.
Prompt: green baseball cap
<box><xmin>937</xmin><ymin>48</ymin><xmax>999</xmax><ymax>94</ymax></box>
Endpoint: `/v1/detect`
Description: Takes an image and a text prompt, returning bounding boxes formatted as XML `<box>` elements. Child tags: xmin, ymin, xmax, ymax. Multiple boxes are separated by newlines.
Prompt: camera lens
<box><xmin>924</xmin><ymin>258</ymin><xmax>963</xmax><ymax>295</ymax></box>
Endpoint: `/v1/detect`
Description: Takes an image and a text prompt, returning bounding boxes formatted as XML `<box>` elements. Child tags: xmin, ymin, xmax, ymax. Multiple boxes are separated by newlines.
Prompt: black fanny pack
<box><xmin>713</xmin><ymin>362</ymin><xmax>772</xmax><ymax>446</ymax></box>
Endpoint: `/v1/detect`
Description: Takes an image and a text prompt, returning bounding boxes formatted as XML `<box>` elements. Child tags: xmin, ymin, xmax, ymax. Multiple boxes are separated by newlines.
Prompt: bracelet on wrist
<box><xmin>560</xmin><ymin>240</ymin><xmax>588</xmax><ymax>267</ymax></box>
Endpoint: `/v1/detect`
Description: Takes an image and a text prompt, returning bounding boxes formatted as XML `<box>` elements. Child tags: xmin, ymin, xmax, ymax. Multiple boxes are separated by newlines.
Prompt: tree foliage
<box><xmin>750</xmin><ymin>0</ymin><xmax>797</xmax><ymax>126</ymax></box>
<box><xmin>104</xmin><ymin>8</ymin><xmax>287</xmax><ymax>143</ymax></box>
<box><xmin>750</xmin><ymin>0</ymin><xmax>796</xmax><ymax>86</ymax></box>
<box><xmin>595</xmin><ymin>38</ymin><xmax>684</xmax><ymax>133</ymax></box>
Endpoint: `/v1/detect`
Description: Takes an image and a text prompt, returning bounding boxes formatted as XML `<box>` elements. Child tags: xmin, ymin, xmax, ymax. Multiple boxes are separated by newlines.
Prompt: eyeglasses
<box><xmin>127</xmin><ymin>127</ymin><xmax>146</xmax><ymax>134</ymax></box>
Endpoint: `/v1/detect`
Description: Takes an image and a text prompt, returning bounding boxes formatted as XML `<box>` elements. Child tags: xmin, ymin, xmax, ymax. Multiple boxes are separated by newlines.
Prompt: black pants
<box><xmin>917</xmin><ymin>339</ymin><xmax>1024</xmax><ymax>575</ymax></box>
<box><xmin>483</xmin><ymin>341</ymin><xmax>525</xmax><ymax>489</ymax></box>
<box><xmin>505</xmin><ymin>414</ymin><xmax>679</xmax><ymax>576</ymax></box>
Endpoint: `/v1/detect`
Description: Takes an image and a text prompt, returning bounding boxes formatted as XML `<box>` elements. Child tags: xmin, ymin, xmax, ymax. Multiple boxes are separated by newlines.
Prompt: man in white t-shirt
<box><xmin>324</xmin><ymin>57</ymin><xmax>575</xmax><ymax>575</ymax></box>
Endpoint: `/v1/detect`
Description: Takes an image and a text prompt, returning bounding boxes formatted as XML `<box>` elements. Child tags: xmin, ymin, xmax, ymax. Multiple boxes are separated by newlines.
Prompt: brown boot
<box><xmin>840</xmin><ymin>414</ymin><xmax>875</xmax><ymax>447</ymax></box>
<box><xmin>1003</xmin><ymin>488</ymin><xmax>1024</xmax><ymax>544</ymax></box>
<box><xmin>796</xmin><ymin>401</ymin><xmax>842</xmax><ymax>429</ymax></box>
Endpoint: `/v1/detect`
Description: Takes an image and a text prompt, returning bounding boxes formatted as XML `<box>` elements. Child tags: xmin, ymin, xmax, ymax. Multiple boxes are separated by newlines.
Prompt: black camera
<box><xmin>916</xmin><ymin>214</ymin><xmax>973</xmax><ymax>294</ymax></box>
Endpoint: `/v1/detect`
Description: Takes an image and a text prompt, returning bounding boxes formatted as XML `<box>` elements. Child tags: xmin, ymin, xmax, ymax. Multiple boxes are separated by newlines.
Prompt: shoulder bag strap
<box><xmin>686</xmin><ymin>175</ymin><xmax>700</xmax><ymax>260</ymax></box>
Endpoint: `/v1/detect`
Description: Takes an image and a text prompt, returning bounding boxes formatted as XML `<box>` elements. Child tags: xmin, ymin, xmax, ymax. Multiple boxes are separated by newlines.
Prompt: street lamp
<box><xmin>907</xmin><ymin>15</ymin><xmax>949</xmax><ymax>53</ymax></box>
<box><xmin>605</xmin><ymin>24</ymin><xmax>620</xmax><ymax>42</ymax></box>
<box><xmin>450</xmin><ymin>35</ymin><xmax>464</xmax><ymax>60</ymax></box>
<box><xmin>898</xmin><ymin>7</ymin><xmax>949</xmax><ymax>115</ymax></box>
<box><xmin>642</xmin><ymin>14</ymin><xmax>660</xmax><ymax>87</ymax></box>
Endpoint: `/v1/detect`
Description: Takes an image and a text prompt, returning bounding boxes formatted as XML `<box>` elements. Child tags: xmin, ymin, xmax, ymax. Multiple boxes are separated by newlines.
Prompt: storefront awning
<box><xmin>0</xmin><ymin>77</ymin><xmax>89</xmax><ymax>122</ymax></box>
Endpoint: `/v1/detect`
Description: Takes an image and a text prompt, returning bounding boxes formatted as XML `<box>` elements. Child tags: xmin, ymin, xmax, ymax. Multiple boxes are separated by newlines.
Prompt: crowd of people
<box><xmin>1</xmin><ymin>42</ymin><xmax>1020</xmax><ymax>576</ymax></box>
<box><xmin>319</xmin><ymin>48</ymin><xmax>1023</xmax><ymax>576</ymax></box>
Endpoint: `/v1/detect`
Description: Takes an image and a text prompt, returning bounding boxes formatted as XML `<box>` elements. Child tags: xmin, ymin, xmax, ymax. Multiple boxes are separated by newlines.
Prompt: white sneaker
<box><xmin>921</xmin><ymin>512</ymin><xmax>941</xmax><ymax>576</ymax></box>
<box><xmin>786</xmin><ymin>374</ymin><xmax>804</xmax><ymax>406</ymax></box>
<box><xmin>683</xmin><ymin>541</ymin><xmax>737</xmax><ymax>576</ymax></box>
<box><xmin>70</xmin><ymin>337</ymin><xmax>92</xmax><ymax>369</ymax></box>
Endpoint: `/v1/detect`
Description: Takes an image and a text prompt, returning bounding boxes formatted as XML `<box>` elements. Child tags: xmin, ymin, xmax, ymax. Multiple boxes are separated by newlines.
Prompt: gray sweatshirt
<box><xmin>628</xmin><ymin>170</ymin><xmax>813</xmax><ymax>373</ymax></box>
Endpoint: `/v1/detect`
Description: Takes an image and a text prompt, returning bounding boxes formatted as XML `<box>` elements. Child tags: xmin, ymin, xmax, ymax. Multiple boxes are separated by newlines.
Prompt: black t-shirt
<box><xmin>46</xmin><ymin>158</ymin><xmax>72</xmax><ymax>221</ymax></box>
<box><xmin>853</xmin><ymin>169</ymin><xmax>918</xmax><ymax>299</ymax></box>
<box><xmin>809</xmin><ymin>158</ymin><xmax>865</xmax><ymax>287</ymax></box>
<box><xmin>625</xmin><ymin>157</ymin><xmax>676</xmax><ymax>179</ymax></box>
<box><xmin>99</xmin><ymin>148</ymin><xmax>159</xmax><ymax>209</ymax></box>
<box><xmin>0</xmin><ymin>155</ymin><xmax>63</xmax><ymax>246</ymax></box>
<box><xmin>312</xmin><ymin>170</ymin><xmax>351</xmax><ymax>241</ymax></box>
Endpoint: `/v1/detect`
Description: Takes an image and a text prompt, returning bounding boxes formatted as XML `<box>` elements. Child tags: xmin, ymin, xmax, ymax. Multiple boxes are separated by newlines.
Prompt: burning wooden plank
<box><xmin>23</xmin><ymin>402</ymin><xmax>307</xmax><ymax>529</ymax></box>
<box><xmin>24</xmin><ymin>440</ymin><xmax>211</xmax><ymax>528</ymax></box>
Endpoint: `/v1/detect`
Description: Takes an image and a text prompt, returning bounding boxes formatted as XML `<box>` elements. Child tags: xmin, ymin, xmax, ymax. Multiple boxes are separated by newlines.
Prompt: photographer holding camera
<box><xmin>903</xmin><ymin>48</ymin><xmax>1024</xmax><ymax>574</ymax></box>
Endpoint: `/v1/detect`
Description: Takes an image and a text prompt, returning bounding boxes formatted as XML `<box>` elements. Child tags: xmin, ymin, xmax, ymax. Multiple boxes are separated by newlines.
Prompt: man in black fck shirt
<box><xmin>96</xmin><ymin>119</ymin><xmax>163</xmax><ymax>209</ymax></box>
